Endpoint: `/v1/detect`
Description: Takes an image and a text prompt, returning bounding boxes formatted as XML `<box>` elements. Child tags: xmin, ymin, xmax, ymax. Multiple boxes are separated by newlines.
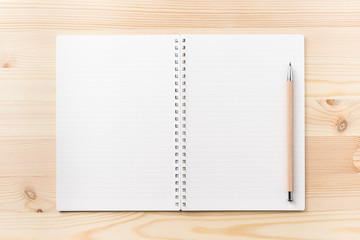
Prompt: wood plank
<box><xmin>1</xmin><ymin>28</ymin><xmax>359</xmax><ymax>100</ymax></box>
<box><xmin>0</xmin><ymin>102</ymin><xmax>54</xmax><ymax>138</ymax></box>
<box><xmin>0</xmin><ymin>0</ymin><xmax>359</xmax><ymax>29</ymax></box>
<box><xmin>1</xmin><ymin>137</ymin><xmax>360</xmax><ymax>214</ymax></box>
<box><xmin>1</xmin><ymin>98</ymin><xmax>360</xmax><ymax>142</ymax></box>
<box><xmin>0</xmin><ymin>139</ymin><xmax>55</xmax><ymax>177</ymax></box>
<box><xmin>1</xmin><ymin>210</ymin><xmax>360</xmax><ymax>239</ymax></box>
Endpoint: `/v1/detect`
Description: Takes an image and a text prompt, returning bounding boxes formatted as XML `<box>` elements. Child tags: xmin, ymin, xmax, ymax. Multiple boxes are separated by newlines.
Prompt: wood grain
<box><xmin>306</xmin><ymin>99</ymin><xmax>360</xmax><ymax>136</ymax></box>
<box><xmin>0</xmin><ymin>0</ymin><xmax>359</xmax><ymax>239</ymax></box>
<box><xmin>0</xmin><ymin>0</ymin><xmax>359</xmax><ymax>29</ymax></box>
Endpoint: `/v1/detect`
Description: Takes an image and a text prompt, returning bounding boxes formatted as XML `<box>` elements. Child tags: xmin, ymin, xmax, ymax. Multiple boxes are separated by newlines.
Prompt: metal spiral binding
<box><xmin>174</xmin><ymin>38</ymin><xmax>181</xmax><ymax>208</ymax></box>
<box><xmin>179</xmin><ymin>38</ymin><xmax>187</xmax><ymax>209</ymax></box>
<box><xmin>174</xmin><ymin>37</ymin><xmax>187</xmax><ymax>210</ymax></box>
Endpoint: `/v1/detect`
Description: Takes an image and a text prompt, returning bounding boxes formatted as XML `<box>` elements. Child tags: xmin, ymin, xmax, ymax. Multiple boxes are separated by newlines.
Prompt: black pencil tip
<box><xmin>288</xmin><ymin>191</ymin><xmax>294</xmax><ymax>201</ymax></box>
<box><xmin>289</xmin><ymin>62</ymin><xmax>291</xmax><ymax>66</ymax></box>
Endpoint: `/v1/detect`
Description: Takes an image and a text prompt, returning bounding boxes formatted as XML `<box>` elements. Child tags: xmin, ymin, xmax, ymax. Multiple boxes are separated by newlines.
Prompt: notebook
<box><xmin>56</xmin><ymin>34</ymin><xmax>305</xmax><ymax>211</ymax></box>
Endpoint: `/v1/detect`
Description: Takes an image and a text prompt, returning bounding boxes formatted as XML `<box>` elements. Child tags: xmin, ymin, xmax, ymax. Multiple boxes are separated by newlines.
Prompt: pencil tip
<box><xmin>289</xmin><ymin>62</ymin><xmax>291</xmax><ymax>66</ymax></box>
<box><xmin>288</xmin><ymin>191</ymin><xmax>294</xmax><ymax>201</ymax></box>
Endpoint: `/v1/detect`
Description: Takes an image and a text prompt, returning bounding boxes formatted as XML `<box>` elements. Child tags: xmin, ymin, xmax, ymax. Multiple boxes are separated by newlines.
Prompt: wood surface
<box><xmin>0</xmin><ymin>0</ymin><xmax>360</xmax><ymax>239</ymax></box>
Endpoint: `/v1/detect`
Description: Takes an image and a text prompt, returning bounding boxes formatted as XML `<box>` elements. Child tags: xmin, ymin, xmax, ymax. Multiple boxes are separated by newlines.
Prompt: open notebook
<box><xmin>57</xmin><ymin>35</ymin><xmax>305</xmax><ymax>211</ymax></box>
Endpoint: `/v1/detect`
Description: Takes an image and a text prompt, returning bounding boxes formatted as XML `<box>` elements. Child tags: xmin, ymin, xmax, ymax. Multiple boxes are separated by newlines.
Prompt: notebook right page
<box><xmin>184</xmin><ymin>35</ymin><xmax>304</xmax><ymax>210</ymax></box>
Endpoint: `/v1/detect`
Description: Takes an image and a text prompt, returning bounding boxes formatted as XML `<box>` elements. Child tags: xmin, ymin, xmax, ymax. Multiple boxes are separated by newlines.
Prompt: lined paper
<box><xmin>57</xmin><ymin>35</ymin><xmax>177</xmax><ymax>211</ymax></box>
<box><xmin>57</xmin><ymin>34</ymin><xmax>305</xmax><ymax>211</ymax></box>
<box><xmin>183</xmin><ymin>35</ymin><xmax>305</xmax><ymax>210</ymax></box>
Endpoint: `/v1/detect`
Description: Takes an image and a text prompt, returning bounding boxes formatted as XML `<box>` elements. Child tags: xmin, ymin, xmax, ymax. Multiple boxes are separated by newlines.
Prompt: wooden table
<box><xmin>0</xmin><ymin>0</ymin><xmax>359</xmax><ymax>239</ymax></box>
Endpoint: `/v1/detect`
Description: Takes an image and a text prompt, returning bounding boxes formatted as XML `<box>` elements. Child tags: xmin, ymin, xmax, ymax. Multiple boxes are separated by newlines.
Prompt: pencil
<box><xmin>287</xmin><ymin>62</ymin><xmax>294</xmax><ymax>201</ymax></box>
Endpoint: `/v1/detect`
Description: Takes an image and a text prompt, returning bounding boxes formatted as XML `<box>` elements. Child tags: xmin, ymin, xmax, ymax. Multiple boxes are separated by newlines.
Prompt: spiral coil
<box><xmin>180</xmin><ymin>38</ymin><xmax>187</xmax><ymax>209</ymax></box>
<box><xmin>174</xmin><ymin>37</ymin><xmax>187</xmax><ymax>209</ymax></box>
<box><xmin>174</xmin><ymin>38</ymin><xmax>181</xmax><ymax>208</ymax></box>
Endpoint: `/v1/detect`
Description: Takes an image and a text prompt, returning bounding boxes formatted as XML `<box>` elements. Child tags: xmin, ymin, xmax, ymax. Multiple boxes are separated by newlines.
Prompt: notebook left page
<box><xmin>57</xmin><ymin>35</ymin><xmax>178</xmax><ymax>211</ymax></box>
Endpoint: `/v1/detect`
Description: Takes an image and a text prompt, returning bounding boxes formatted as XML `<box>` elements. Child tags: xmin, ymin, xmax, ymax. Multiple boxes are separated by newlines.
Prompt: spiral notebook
<box><xmin>56</xmin><ymin>34</ymin><xmax>305</xmax><ymax>211</ymax></box>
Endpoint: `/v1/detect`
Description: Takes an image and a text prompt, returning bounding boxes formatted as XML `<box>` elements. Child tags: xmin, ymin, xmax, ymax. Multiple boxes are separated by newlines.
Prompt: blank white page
<box><xmin>57</xmin><ymin>35</ymin><xmax>177</xmax><ymax>211</ymax></box>
<box><xmin>184</xmin><ymin>35</ymin><xmax>305</xmax><ymax>210</ymax></box>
